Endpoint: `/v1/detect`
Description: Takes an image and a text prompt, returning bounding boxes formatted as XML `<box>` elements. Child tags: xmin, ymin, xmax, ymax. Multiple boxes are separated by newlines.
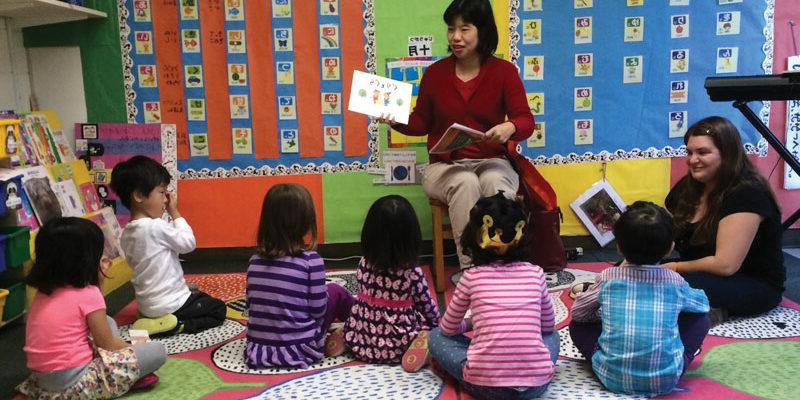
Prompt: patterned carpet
<box><xmin>107</xmin><ymin>264</ymin><xmax>800</xmax><ymax>400</ymax></box>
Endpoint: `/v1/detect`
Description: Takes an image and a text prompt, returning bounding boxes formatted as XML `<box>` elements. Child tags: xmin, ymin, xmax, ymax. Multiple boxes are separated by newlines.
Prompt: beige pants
<box><xmin>422</xmin><ymin>158</ymin><xmax>519</xmax><ymax>268</ymax></box>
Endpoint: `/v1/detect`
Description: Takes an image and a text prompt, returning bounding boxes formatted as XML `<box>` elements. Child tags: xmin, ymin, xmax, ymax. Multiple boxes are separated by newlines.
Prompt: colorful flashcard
<box><xmin>232</xmin><ymin>128</ymin><xmax>252</xmax><ymax>154</ymax></box>
<box><xmin>276</xmin><ymin>61</ymin><xmax>295</xmax><ymax>84</ymax></box>
<box><xmin>574</xmin><ymin>0</ymin><xmax>592</xmax><ymax>8</ymax></box>
<box><xmin>225</xmin><ymin>0</ymin><xmax>243</xmax><ymax>21</ymax></box>
<box><xmin>320</xmin><ymin>24</ymin><xmax>340</xmax><ymax>49</ymax></box>
<box><xmin>189</xmin><ymin>133</ymin><xmax>209</xmax><ymax>156</ymax></box>
<box><xmin>383</xmin><ymin>151</ymin><xmax>417</xmax><ymax>185</ymax></box>
<box><xmin>624</xmin><ymin>17</ymin><xmax>644</xmax><ymax>42</ymax></box>
<box><xmin>321</xmin><ymin>0</ymin><xmax>338</xmax><ymax>16</ymax></box>
<box><xmin>527</xmin><ymin>121</ymin><xmax>545</xmax><ymax>148</ymax></box>
<box><xmin>575</xmin><ymin>17</ymin><xmax>592</xmax><ymax>44</ymax></box>
<box><xmin>527</xmin><ymin>92</ymin><xmax>544</xmax><ymax>115</ymax></box>
<box><xmin>280</xmin><ymin>129</ymin><xmax>299</xmax><ymax>153</ymax></box>
<box><xmin>575</xmin><ymin>53</ymin><xmax>593</xmax><ymax>77</ymax></box>
<box><xmin>227</xmin><ymin>30</ymin><xmax>246</xmax><ymax>53</ymax></box>
<box><xmin>717</xmin><ymin>11</ymin><xmax>741</xmax><ymax>35</ymax></box>
<box><xmin>522</xmin><ymin>19</ymin><xmax>542</xmax><ymax>45</ymax></box>
<box><xmin>182</xmin><ymin>29</ymin><xmax>200</xmax><ymax>53</ymax></box>
<box><xmin>524</xmin><ymin>56</ymin><xmax>544</xmax><ymax>80</ymax></box>
<box><xmin>719</xmin><ymin>0</ymin><xmax>743</xmax><ymax>4</ymax></box>
<box><xmin>185</xmin><ymin>65</ymin><xmax>203</xmax><ymax>88</ymax></box>
<box><xmin>274</xmin><ymin>28</ymin><xmax>293</xmax><ymax>51</ymax></box>
<box><xmin>187</xmin><ymin>99</ymin><xmax>206</xmax><ymax>121</ymax></box>
<box><xmin>133</xmin><ymin>0</ymin><xmax>151</xmax><ymax>22</ymax></box>
<box><xmin>137</xmin><ymin>65</ymin><xmax>157</xmax><ymax>88</ymax></box>
<box><xmin>524</xmin><ymin>0</ymin><xmax>542</xmax><ymax>11</ymax></box>
<box><xmin>670</xmin><ymin>0</ymin><xmax>689</xmax><ymax>5</ymax></box>
<box><xmin>272</xmin><ymin>0</ymin><xmax>291</xmax><ymax>18</ymax></box>
<box><xmin>623</xmin><ymin>56</ymin><xmax>643</xmax><ymax>83</ymax></box>
<box><xmin>670</xmin><ymin>49</ymin><xmax>689</xmax><ymax>73</ymax></box>
<box><xmin>228</xmin><ymin>64</ymin><xmax>247</xmax><ymax>86</ymax></box>
<box><xmin>575</xmin><ymin>119</ymin><xmax>594</xmax><ymax>145</ymax></box>
<box><xmin>321</xmin><ymin>57</ymin><xmax>340</xmax><ymax>81</ymax></box>
<box><xmin>229</xmin><ymin>95</ymin><xmax>250</xmax><ymax>119</ymax></box>
<box><xmin>180</xmin><ymin>0</ymin><xmax>198</xmax><ymax>20</ymax></box>
<box><xmin>669</xmin><ymin>111</ymin><xmax>688</xmax><ymax>138</ymax></box>
<box><xmin>135</xmin><ymin>31</ymin><xmax>153</xmax><ymax>55</ymax></box>
<box><xmin>322</xmin><ymin>93</ymin><xmax>342</xmax><ymax>115</ymax></box>
<box><xmin>143</xmin><ymin>102</ymin><xmax>161</xmax><ymax>123</ymax></box>
<box><xmin>324</xmin><ymin>126</ymin><xmax>343</xmax><ymax>151</ymax></box>
<box><xmin>574</xmin><ymin>87</ymin><xmax>592</xmax><ymax>112</ymax></box>
<box><xmin>716</xmin><ymin>47</ymin><xmax>739</xmax><ymax>73</ymax></box>
<box><xmin>347</xmin><ymin>70</ymin><xmax>413</xmax><ymax>124</ymax></box>
<box><xmin>628</xmin><ymin>0</ymin><xmax>644</xmax><ymax>5</ymax></box>
<box><xmin>670</xmin><ymin>80</ymin><xmax>689</xmax><ymax>103</ymax></box>
<box><xmin>671</xmin><ymin>14</ymin><xmax>689</xmax><ymax>38</ymax></box>
<box><xmin>278</xmin><ymin>96</ymin><xmax>297</xmax><ymax>120</ymax></box>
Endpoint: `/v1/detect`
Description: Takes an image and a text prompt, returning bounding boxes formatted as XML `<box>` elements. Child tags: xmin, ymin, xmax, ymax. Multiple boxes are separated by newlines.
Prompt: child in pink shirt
<box><xmin>429</xmin><ymin>192</ymin><xmax>559</xmax><ymax>400</ymax></box>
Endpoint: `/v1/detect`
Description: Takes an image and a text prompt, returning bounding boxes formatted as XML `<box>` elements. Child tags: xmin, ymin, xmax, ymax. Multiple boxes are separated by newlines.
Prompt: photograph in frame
<box><xmin>570</xmin><ymin>180</ymin><xmax>627</xmax><ymax>246</ymax></box>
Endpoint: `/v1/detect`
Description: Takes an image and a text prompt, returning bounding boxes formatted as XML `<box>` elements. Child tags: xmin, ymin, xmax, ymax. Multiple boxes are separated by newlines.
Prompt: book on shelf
<box><xmin>429</xmin><ymin>123</ymin><xmax>486</xmax><ymax>154</ymax></box>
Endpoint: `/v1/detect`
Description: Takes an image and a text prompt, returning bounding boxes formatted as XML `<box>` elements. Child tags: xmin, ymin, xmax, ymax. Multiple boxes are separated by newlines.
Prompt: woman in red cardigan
<box><xmin>381</xmin><ymin>0</ymin><xmax>534</xmax><ymax>268</ymax></box>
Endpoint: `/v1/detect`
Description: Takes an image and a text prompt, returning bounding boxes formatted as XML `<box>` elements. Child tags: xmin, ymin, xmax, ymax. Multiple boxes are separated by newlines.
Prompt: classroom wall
<box><xmin>18</xmin><ymin>0</ymin><xmax>800</xmax><ymax>248</ymax></box>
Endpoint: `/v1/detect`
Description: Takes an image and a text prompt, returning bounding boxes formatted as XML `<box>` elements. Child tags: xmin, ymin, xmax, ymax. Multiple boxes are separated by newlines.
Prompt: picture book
<box><xmin>20</xmin><ymin>166</ymin><xmax>62</xmax><ymax>226</ymax></box>
<box><xmin>347</xmin><ymin>70</ymin><xmax>413</xmax><ymax>124</ymax></box>
<box><xmin>429</xmin><ymin>123</ymin><xmax>486</xmax><ymax>154</ymax></box>
<box><xmin>52</xmin><ymin>179</ymin><xmax>86</xmax><ymax>218</ymax></box>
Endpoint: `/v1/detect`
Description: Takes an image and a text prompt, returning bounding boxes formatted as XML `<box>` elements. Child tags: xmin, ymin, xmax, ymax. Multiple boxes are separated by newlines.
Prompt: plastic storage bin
<box><xmin>1</xmin><ymin>282</ymin><xmax>24</xmax><ymax>322</ymax></box>
<box><xmin>0</xmin><ymin>226</ymin><xmax>31</xmax><ymax>269</ymax></box>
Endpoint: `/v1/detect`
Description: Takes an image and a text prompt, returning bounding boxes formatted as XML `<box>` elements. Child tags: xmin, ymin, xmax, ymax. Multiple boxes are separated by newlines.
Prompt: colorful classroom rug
<box><xmin>97</xmin><ymin>263</ymin><xmax>799</xmax><ymax>399</ymax></box>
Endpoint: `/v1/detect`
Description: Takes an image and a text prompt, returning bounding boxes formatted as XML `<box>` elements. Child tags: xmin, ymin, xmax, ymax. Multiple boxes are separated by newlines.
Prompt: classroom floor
<box><xmin>1</xmin><ymin>245</ymin><xmax>799</xmax><ymax>399</ymax></box>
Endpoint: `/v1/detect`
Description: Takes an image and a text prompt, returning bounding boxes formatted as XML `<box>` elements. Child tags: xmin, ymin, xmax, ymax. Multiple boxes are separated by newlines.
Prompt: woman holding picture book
<box><xmin>378</xmin><ymin>0</ymin><xmax>534</xmax><ymax>269</ymax></box>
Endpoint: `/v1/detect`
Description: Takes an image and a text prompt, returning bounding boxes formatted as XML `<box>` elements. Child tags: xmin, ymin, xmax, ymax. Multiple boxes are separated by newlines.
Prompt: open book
<box><xmin>429</xmin><ymin>123</ymin><xmax>485</xmax><ymax>154</ymax></box>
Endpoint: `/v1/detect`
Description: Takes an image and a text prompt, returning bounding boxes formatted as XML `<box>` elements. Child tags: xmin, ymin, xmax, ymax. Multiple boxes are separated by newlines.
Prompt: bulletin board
<box><xmin>512</xmin><ymin>0</ymin><xmax>773</xmax><ymax>164</ymax></box>
<box><xmin>121</xmin><ymin>0</ymin><xmax>374</xmax><ymax>178</ymax></box>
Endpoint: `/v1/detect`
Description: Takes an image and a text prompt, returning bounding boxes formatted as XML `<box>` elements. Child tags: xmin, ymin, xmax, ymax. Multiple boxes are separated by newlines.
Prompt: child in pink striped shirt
<box><xmin>429</xmin><ymin>192</ymin><xmax>559</xmax><ymax>400</ymax></box>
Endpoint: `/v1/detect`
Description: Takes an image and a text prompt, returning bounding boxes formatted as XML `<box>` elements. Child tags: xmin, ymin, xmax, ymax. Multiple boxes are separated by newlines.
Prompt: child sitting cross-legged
<box><xmin>570</xmin><ymin>201</ymin><xmax>711</xmax><ymax>396</ymax></box>
<box><xmin>111</xmin><ymin>155</ymin><xmax>226</xmax><ymax>337</ymax></box>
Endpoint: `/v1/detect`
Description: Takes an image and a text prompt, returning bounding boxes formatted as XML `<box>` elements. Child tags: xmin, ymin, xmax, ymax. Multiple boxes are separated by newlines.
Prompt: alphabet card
<box><xmin>347</xmin><ymin>70</ymin><xmax>412</xmax><ymax>124</ymax></box>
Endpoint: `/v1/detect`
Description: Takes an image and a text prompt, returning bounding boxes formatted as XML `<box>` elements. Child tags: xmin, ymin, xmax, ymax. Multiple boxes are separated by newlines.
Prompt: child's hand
<box><xmin>165</xmin><ymin>191</ymin><xmax>181</xmax><ymax>220</ymax></box>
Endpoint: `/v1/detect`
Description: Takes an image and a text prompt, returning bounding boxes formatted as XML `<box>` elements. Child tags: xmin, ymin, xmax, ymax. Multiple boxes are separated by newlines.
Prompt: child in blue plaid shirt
<box><xmin>569</xmin><ymin>201</ymin><xmax>710</xmax><ymax>396</ymax></box>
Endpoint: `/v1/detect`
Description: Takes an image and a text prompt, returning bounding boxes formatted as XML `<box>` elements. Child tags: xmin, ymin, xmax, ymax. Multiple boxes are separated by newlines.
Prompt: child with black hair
<box><xmin>17</xmin><ymin>217</ymin><xmax>166</xmax><ymax>398</ymax></box>
<box><xmin>343</xmin><ymin>195</ymin><xmax>440</xmax><ymax>372</ymax></box>
<box><xmin>429</xmin><ymin>191</ymin><xmax>558</xmax><ymax>400</ymax></box>
<box><xmin>570</xmin><ymin>201</ymin><xmax>711</xmax><ymax>396</ymax></box>
<box><xmin>110</xmin><ymin>155</ymin><xmax>226</xmax><ymax>336</ymax></box>
<box><xmin>245</xmin><ymin>183</ymin><xmax>354</xmax><ymax>369</ymax></box>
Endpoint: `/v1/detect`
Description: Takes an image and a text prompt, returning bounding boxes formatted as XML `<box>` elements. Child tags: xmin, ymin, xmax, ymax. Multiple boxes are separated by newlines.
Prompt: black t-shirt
<box><xmin>665</xmin><ymin>177</ymin><xmax>785</xmax><ymax>290</ymax></box>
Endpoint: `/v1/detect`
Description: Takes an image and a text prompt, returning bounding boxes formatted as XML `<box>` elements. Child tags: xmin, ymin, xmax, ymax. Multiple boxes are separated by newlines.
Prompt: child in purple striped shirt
<box><xmin>244</xmin><ymin>184</ymin><xmax>353</xmax><ymax>369</ymax></box>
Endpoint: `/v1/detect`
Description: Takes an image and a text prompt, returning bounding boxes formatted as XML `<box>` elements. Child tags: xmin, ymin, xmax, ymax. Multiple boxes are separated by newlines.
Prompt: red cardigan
<box><xmin>393</xmin><ymin>55</ymin><xmax>534</xmax><ymax>163</ymax></box>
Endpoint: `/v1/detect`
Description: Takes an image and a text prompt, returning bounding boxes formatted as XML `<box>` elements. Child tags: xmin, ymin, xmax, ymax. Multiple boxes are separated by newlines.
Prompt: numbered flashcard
<box><xmin>527</xmin><ymin>121</ymin><xmax>546</xmax><ymax>148</ymax></box>
<box><xmin>225</xmin><ymin>0</ymin><xmax>243</xmax><ymax>21</ymax></box>
<box><xmin>276</xmin><ymin>62</ymin><xmax>295</xmax><ymax>84</ymax></box>
<box><xmin>574</xmin><ymin>87</ymin><xmax>592</xmax><ymax>112</ymax></box>
<box><xmin>133</xmin><ymin>0</ymin><xmax>151</xmax><ymax>22</ymax></box>
<box><xmin>523</xmin><ymin>19</ymin><xmax>542</xmax><ymax>45</ymax></box>
<box><xmin>227</xmin><ymin>30</ymin><xmax>246</xmax><ymax>53</ymax></box>
<box><xmin>137</xmin><ymin>65</ymin><xmax>157</xmax><ymax>88</ymax></box>
<box><xmin>320</xmin><ymin>25</ymin><xmax>340</xmax><ymax>49</ymax></box>
<box><xmin>527</xmin><ymin>92</ymin><xmax>544</xmax><ymax>115</ymax></box>
<box><xmin>189</xmin><ymin>133</ymin><xmax>209</xmax><ymax>156</ymax></box>
<box><xmin>671</xmin><ymin>15</ymin><xmax>689</xmax><ymax>38</ymax></box>
<box><xmin>324</xmin><ymin>126</ymin><xmax>343</xmax><ymax>151</ymax></box>
<box><xmin>274</xmin><ymin>28</ymin><xmax>293</xmax><ymax>51</ymax></box>
<box><xmin>321</xmin><ymin>0</ymin><xmax>338</xmax><ymax>16</ymax></box>
<box><xmin>229</xmin><ymin>95</ymin><xmax>249</xmax><ymax>119</ymax></box>
<box><xmin>135</xmin><ymin>31</ymin><xmax>153</xmax><ymax>55</ymax></box>
<box><xmin>272</xmin><ymin>0</ymin><xmax>291</xmax><ymax>17</ymax></box>
<box><xmin>188</xmin><ymin>99</ymin><xmax>206</xmax><ymax>121</ymax></box>
<box><xmin>574</xmin><ymin>0</ymin><xmax>592</xmax><ymax>9</ymax></box>
<box><xmin>232</xmin><ymin>128</ymin><xmax>252</xmax><ymax>154</ymax></box>
<box><xmin>524</xmin><ymin>0</ymin><xmax>542</xmax><ymax>11</ymax></box>
<box><xmin>185</xmin><ymin>65</ymin><xmax>203</xmax><ymax>88</ymax></box>
<box><xmin>669</xmin><ymin>111</ymin><xmax>688</xmax><ymax>138</ymax></box>
<box><xmin>182</xmin><ymin>29</ymin><xmax>200</xmax><ymax>53</ymax></box>
<box><xmin>575</xmin><ymin>119</ymin><xmax>594</xmax><ymax>145</ymax></box>
<box><xmin>228</xmin><ymin>64</ymin><xmax>247</xmax><ymax>86</ymax></box>
<box><xmin>322</xmin><ymin>93</ymin><xmax>342</xmax><ymax>114</ymax></box>
<box><xmin>143</xmin><ymin>101</ymin><xmax>161</xmax><ymax>123</ymax></box>
<box><xmin>716</xmin><ymin>11</ymin><xmax>741</xmax><ymax>35</ymax></box>
<box><xmin>278</xmin><ymin>96</ymin><xmax>297</xmax><ymax>119</ymax></box>
<box><xmin>575</xmin><ymin>17</ymin><xmax>592</xmax><ymax>44</ymax></box>
<box><xmin>575</xmin><ymin>53</ymin><xmax>593</xmax><ymax>77</ymax></box>
<box><xmin>670</xmin><ymin>49</ymin><xmax>689</xmax><ymax>73</ymax></box>
<box><xmin>716</xmin><ymin>47</ymin><xmax>739</xmax><ymax>73</ymax></box>
<box><xmin>624</xmin><ymin>17</ymin><xmax>644</xmax><ymax>42</ymax></box>
<box><xmin>321</xmin><ymin>57</ymin><xmax>340</xmax><ymax>80</ymax></box>
<box><xmin>524</xmin><ymin>56</ymin><xmax>544</xmax><ymax>80</ymax></box>
<box><xmin>670</xmin><ymin>80</ymin><xmax>689</xmax><ymax>104</ymax></box>
<box><xmin>280</xmin><ymin>129</ymin><xmax>299</xmax><ymax>153</ymax></box>
<box><xmin>623</xmin><ymin>56</ymin><xmax>643</xmax><ymax>84</ymax></box>
<box><xmin>670</xmin><ymin>0</ymin><xmax>689</xmax><ymax>5</ymax></box>
<box><xmin>180</xmin><ymin>0</ymin><xmax>198</xmax><ymax>20</ymax></box>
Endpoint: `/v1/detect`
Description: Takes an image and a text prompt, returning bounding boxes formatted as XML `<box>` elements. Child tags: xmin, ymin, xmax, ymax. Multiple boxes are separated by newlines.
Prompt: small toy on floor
<box><xmin>570</xmin><ymin>281</ymin><xmax>594</xmax><ymax>299</ymax></box>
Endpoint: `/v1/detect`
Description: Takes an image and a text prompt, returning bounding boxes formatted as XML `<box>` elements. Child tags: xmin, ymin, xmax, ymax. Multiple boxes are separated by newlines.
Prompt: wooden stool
<box><xmin>429</xmin><ymin>199</ymin><xmax>452</xmax><ymax>293</ymax></box>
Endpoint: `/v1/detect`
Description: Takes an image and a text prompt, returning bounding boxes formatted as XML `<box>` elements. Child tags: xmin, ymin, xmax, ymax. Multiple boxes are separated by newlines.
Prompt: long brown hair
<box><xmin>256</xmin><ymin>183</ymin><xmax>317</xmax><ymax>258</ymax></box>
<box><xmin>671</xmin><ymin>116</ymin><xmax>778</xmax><ymax>245</ymax></box>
